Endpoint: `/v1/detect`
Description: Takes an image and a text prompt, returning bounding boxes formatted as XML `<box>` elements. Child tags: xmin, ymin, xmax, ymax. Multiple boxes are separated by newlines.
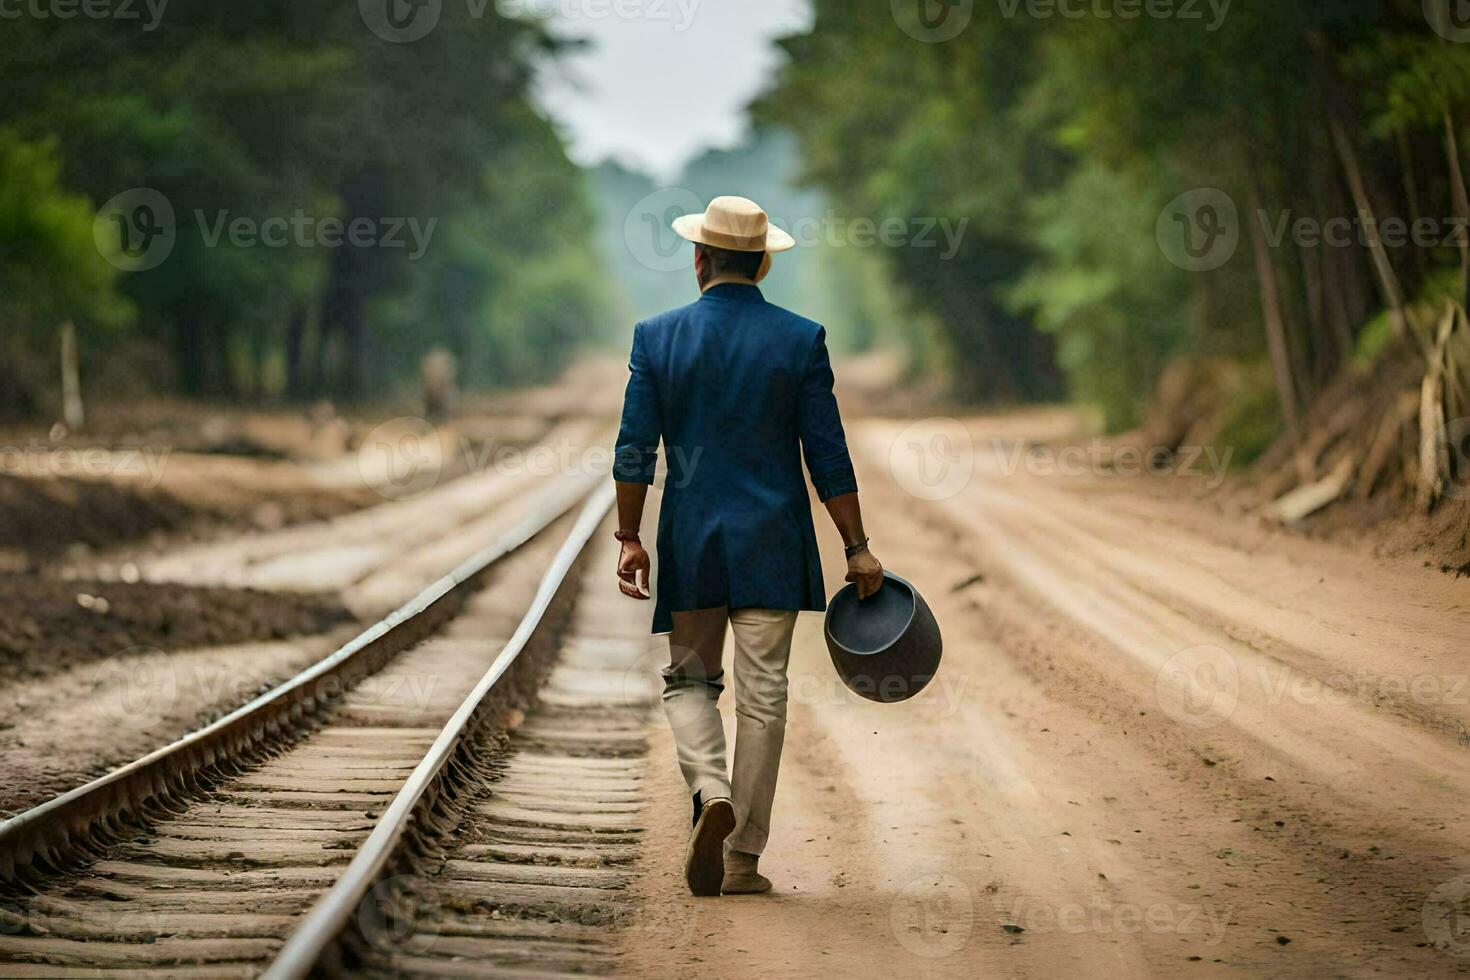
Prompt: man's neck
<box><xmin>699</xmin><ymin>273</ymin><xmax>759</xmax><ymax>293</ymax></box>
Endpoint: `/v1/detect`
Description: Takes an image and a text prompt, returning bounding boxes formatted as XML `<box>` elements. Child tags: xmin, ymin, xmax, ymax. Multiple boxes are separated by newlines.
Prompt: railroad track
<box><xmin>0</xmin><ymin>479</ymin><xmax>660</xmax><ymax>977</ymax></box>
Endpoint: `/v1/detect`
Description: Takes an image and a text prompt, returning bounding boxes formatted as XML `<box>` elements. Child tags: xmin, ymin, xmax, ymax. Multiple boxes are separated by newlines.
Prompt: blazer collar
<box><xmin>700</xmin><ymin>281</ymin><xmax>765</xmax><ymax>304</ymax></box>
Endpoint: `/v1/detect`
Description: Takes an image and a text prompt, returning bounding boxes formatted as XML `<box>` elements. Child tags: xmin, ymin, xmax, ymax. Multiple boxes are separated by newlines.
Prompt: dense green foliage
<box><xmin>7</xmin><ymin>2</ymin><xmax>1468</xmax><ymax>441</ymax></box>
<box><xmin>765</xmin><ymin>2</ymin><xmax>1470</xmax><ymax>432</ymax></box>
<box><xmin>0</xmin><ymin>132</ymin><xmax>134</xmax><ymax>413</ymax></box>
<box><xmin>0</xmin><ymin>2</ymin><xmax>609</xmax><ymax>409</ymax></box>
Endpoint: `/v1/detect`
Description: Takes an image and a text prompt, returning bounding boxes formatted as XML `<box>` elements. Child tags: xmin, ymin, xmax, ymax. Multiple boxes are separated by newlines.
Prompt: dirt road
<box><xmin>621</xmin><ymin>413</ymin><xmax>1470</xmax><ymax>978</ymax></box>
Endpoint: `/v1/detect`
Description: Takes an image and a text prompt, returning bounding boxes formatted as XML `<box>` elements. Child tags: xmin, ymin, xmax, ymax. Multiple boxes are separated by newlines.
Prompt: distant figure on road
<box><xmin>611</xmin><ymin>196</ymin><xmax>884</xmax><ymax>897</ymax></box>
<box><xmin>420</xmin><ymin>347</ymin><xmax>457</xmax><ymax>421</ymax></box>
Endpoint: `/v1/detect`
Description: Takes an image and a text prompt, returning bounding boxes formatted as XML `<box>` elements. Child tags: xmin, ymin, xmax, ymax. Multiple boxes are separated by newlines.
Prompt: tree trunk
<box><xmin>1247</xmin><ymin>178</ymin><xmax>1303</xmax><ymax>450</ymax></box>
<box><xmin>1396</xmin><ymin>125</ymin><xmax>1426</xmax><ymax>279</ymax></box>
<box><xmin>175</xmin><ymin>309</ymin><xmax>207</xmax><ymax>396</ymax></box>
<box><xmin>1417</xmin><ymin>303</ymin><xmax>1456</xmax><ymax>511</ymax></box>
<box><xmin>1299</xmin><ymin>238</ymin><xmax>1332</xmax><ymax>378</ymax></box>
<box><xmin>1342</xmin><ymin>246</ymin><xmax>1371</xmax><ymax>333</ymax></box>
<box><xmin>248</xmin><ymin>326</ymin><xmax>269</xmax><ymax>399</ymax></box>
<box><xmin>317</xmin><ymin>250</ymin><xmax>349</xmax><ymax>399</ymax></box>
<box><xmin>310</xmin><ymin>313</ymin><xmax>332</xmax><ymax>401</ymax></box>
<box><xmin>285</xmin><ymin>302</ymin><xmax>308</xmax><ymax>400</ymax></box>
<box><xmin>1318</xmin><ymin>163</ymin><xmax>1359</xmax><ymax>358</ymax></box>
<box><xmin>211</xmin><ymin>322</ymin><xmax>238</xmax><ymax>398</ymax></box>
<box><xmin>1446</xmin><ymin>112</ymin><xmax>1470</xmax><ymax>299</ymax></box>
<box><xmin>1328</xmin><ymin>114</ymin><xmax>1412</xmax><ymax>347</ymax></box>
<box><xmin>338</xmin><ymin>292</ymin><xmax>365</xmax><ymax>401</ymax></box>
<box><xmin>59</xmin><ymin>321</ymin><xmax>84</xmax><ymax>431</ymax></box>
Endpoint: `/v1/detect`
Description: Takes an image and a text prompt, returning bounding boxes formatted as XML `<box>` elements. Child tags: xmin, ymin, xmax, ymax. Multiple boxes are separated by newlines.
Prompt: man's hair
<box><xmin>698</xmin><ymin>243</ymin><xmax>765</xmax><ymax>280</ymax></box>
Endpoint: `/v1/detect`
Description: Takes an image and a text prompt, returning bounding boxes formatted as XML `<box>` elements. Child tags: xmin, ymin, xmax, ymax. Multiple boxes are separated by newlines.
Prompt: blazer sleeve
<box><xmin>797</xmin><ymin>327</ymin><xmax>858</xmax><ymax>501</ymax></box>
<box><xmin>613</xmin><ymin>323</ymin><xmax>661</xmax><ymax>484</ymax></box>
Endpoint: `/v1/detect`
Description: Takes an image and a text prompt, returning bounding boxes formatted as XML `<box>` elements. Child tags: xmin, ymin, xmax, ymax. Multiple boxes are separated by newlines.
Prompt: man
<box><xmin>612</xmin><ymin>196</ymin><xmax>884</xmax><ymax>898</ymax></box>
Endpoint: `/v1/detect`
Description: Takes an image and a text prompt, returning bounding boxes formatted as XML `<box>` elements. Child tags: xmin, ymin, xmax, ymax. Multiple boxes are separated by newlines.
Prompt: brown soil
<box><xmin>0</xmin><ymin>574</ymin><xmax>352</xmax><ymax>684</ymax></box>
<box><xmin>0</xmin><ymin>404</ymin><xmax>574</xmax><ymax>564</ymax></box>
<box><xmin>0</xmin><ymin>473</ymin><xmax>193</xmax><ymax>558</ymax></box>
<box><xmin>0</xmin><ymin>466</ymin><xmax>379</xmax><ymax>562</ymax></box>
<box><xmin>0</xmin><ymin>397</ymin><xmax>357</xmax><ymax>461</ymax></box>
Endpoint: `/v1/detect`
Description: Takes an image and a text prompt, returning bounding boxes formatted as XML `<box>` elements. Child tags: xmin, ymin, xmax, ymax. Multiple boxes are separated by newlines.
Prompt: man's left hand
<box><xmin>846</xmin><ymin>547</ymin><xmax>884</xmax><ymax>600</ymax></box>
<box><xmin>617</xmin><ymin>540</ymin><xmax>651</xmax><ymax>600</ymax></box>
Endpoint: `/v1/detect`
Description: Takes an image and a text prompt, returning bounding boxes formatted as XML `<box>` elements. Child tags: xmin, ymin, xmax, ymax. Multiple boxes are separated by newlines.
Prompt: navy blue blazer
<box><xmin>613</xmin><ymin>282</ymin><xmax>858</xmax><ymax>634</ymax></box>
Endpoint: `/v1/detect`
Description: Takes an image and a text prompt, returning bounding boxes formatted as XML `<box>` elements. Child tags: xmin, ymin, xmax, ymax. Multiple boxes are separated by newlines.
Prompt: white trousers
<box><xmin>661</xmin><ymin>606</ymin><xmax>798</xmax><ymax>856</ymax></box>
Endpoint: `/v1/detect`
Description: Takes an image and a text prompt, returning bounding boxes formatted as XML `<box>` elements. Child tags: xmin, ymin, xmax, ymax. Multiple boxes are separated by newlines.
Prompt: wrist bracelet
<box><xmin>614</xmin><ymin>529</ymin><xmax>641</xmax><ymax>543</ymax></box>
<box><xmin>844</xmin><ymin>537</ymin><xmax>869</xmax><ymax>559</ymax></box>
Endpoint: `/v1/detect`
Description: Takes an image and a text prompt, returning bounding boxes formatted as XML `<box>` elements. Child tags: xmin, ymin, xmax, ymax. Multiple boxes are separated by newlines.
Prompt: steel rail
<box><xmin>0</xmin><ymin>471</ymin><xmax>602</xmax><ymax>884</ymax></box>
<box><xmin>262</xmin><ymin>480</ymin><xmax>615</xmax><ymax>980</ymax></box>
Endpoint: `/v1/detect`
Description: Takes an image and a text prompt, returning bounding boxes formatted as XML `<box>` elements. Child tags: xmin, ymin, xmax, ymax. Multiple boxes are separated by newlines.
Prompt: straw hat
<box><xmin>672</xmin><ymin>196</ymin><xmax>796</xmax><ymax>253</ymax></box>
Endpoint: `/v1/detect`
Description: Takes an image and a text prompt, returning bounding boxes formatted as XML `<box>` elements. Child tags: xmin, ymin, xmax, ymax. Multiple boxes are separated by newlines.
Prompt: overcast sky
<box><xmin>531</xmin><ymin>0</ymin><xmax>813</xmax><ymax>180</ymax></box>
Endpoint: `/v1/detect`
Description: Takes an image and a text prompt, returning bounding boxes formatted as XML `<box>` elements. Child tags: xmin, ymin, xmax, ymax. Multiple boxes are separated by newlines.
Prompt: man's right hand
<box><xmin>846</xmin><ymin>547</ymin><xmax>884</xmax><ymax>600</ymax></box>
<box><xmin>617</xmin><ymin>540</ymin><xmax>651</xmax><ymax>600</ymax></box>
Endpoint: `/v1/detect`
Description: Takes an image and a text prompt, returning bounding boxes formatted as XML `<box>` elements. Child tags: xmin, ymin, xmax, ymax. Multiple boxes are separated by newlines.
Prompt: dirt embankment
<box><xmin>1105</xmin><ymin>346</ymin><xmax>1470</xmax><ymax>574</ymax></box>
<box><xmin>0</xmin><ymin>473</ymin><xmax>191</xmax><ymax>558</ymax></box>
<box><xmin>0</xmin><ymin>395</ymin><xmax>579</xmax><ymax>564</ymax></box>
<box><xmin>0</xmin><ymin>574</ymin><xmax>351</xmax><ymax>685</ymax></box>
<box><xmin>0</xmin><ymin>403</ymin><xmax>374</xmax><ymax>561</ymax></box>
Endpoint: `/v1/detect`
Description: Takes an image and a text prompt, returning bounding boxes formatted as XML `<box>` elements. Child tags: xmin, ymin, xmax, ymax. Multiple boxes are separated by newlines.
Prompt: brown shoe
<box><xmin>721</xmin><ymin>870</ymin><xmax>773</xmax><ymax>894</ymax></box>
<box><xmin>722</xmin><ymin>850</ymin><xmax>772</xmax><ymax>894</ymax></box>
<box><xmin>684</xmin><ymin>797</ymin><xmax>735</xmax><ymax>897</ymax></box>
